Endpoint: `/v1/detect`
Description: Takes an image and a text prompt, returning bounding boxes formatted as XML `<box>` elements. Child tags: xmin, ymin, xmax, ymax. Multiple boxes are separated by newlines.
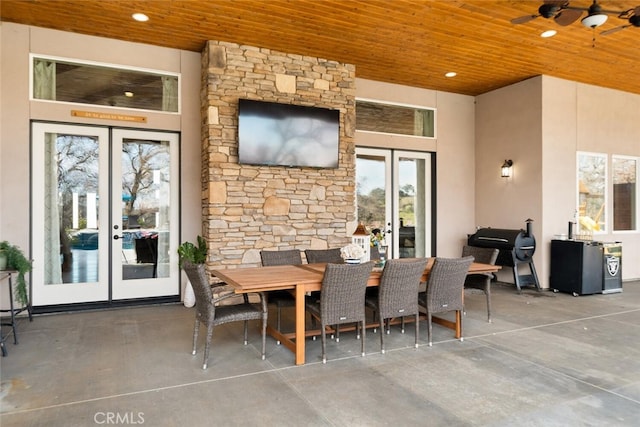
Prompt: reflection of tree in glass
<box><xmin>271</xmin><ymin>117</ymin><xmax>335</xmax><ymax>166</ymax></box>
<box><xmin>399</xmin><ymin>184</ymin><xmax>415</xmax><ymax>197</ymax></box>
<box><xmin>121</xmin><ymin>141</ymin><xmax>169</xmax><ymax>223</ymax></box>
<box><xmin>579</xmin><ymin>155</ymin><xmax>606</xmax><ymax>194</ymax></box>
<box><xmin>357</xmin><ymin>187</ymin><xmax>385</xmax><ymax>226</ymax></box>
<box><xmin>578</xmin><ymin>153</ymin><xmax>606</xmax><ymax>232</ymax></box>
<box><xmin>56</xmin><ymin>135</ymin><xmax>99</xmax><ymax>232</ymax></box>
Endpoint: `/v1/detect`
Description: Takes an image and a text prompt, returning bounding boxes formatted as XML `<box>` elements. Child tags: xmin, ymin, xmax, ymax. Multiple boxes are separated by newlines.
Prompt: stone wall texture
<box><xmin>201</xmin><ymin>41</ymin><xmax>356</xmax><ymax>267</ymax></box>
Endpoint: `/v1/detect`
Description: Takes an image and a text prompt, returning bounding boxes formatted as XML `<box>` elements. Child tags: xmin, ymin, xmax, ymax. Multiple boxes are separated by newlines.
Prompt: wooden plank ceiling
<box><xmin>2</xmin><ymin>0</ymin><xmax>640</xmax><ymax>96</ymax></box>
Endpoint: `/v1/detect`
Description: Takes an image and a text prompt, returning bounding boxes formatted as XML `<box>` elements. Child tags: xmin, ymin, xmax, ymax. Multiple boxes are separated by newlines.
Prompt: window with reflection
<box><xmin>32</xmin><ymin>56</ymin><xmax>179</xmax><ymax>112</ymax></box>
<box><xmin>356</xmin><ymin>100</ymin><xmax>435</xmax><ymax>138</ymax></box>
<box><xmin>577</xmin><ymin>152</ymin><xmax>607</xmax><ymax>234</ymax></box>
<box><xmin>613</xmin><ymin>156</ymin><xmax>637</xmax><ymax>231</ymax></box>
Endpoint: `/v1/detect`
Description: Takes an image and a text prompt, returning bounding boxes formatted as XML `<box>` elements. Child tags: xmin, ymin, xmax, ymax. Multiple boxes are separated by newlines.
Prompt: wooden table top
<box><xmin>211</xmin><ymin>259</ymin><xmax>501</xmax><ymax>294</ymax></box>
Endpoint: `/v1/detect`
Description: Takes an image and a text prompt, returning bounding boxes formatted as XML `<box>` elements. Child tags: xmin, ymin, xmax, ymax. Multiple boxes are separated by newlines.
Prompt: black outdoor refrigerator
<box><xmin>549</xmin><ymin>239</ymin><xmax>622</xmax><ymax>296</ymax></box>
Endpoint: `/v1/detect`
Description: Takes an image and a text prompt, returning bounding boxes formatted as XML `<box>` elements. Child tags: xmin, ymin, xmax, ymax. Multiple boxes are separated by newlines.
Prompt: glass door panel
<box><xmin>32</xmin><ymin>123</ymin><xmax>110</xmax><ymax>305</ymax></box>
<box><xmin>356</xmin><ymin>148</ymin><xmax>433</xmax><ymax>260</ymax></box>
<box><xmin>356</xmin><ymin>148</ymin><xmax>391</xmax><ymax>258</ymax></box>
<box><xmin>111</xmin><ymin>129</ymin><xmax>179</xmax><ymax>300</ymax></box>
<box><xmin>394</xmin><ymin>151</ymin><xmax>432</xmax><ymax>258</ymax></box>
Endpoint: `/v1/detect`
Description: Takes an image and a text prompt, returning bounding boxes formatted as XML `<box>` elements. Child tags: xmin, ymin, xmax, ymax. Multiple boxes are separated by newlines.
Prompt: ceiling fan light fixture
<box><xmin>582</xmin><ymin>1</ymin><xmax>608</xmax><ymax>28</ymax></box>
<box><xmin>582</xmin><ymin>13</ymin><xmax>608</xmax><ymax>28</ymax></box>
<box><xmin>540</xmin><ymin>29</ymin><xmax>557</xmax><ymax>38</ymax></box>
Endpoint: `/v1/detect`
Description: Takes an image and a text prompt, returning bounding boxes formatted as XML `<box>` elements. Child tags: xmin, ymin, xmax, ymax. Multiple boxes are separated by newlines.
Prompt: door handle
<box><xmin>113</xmin><ymin>235</ymin><xmax>125</xmax><ymax>240</ymax></box>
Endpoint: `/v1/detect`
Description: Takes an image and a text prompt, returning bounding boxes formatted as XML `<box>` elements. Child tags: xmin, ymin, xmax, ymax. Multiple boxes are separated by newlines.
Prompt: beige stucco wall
<box><xmin>477</xmin><ymin>75</ymin><xmax>640</xmax><ymax>288</ymax></box>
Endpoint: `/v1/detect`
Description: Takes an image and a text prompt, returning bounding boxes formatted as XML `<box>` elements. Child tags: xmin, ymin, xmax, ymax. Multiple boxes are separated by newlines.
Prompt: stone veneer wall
<box><xmin>201</xmin><ymin>41</ymin><xmax>356</xmax><ymax>267</ymax></box>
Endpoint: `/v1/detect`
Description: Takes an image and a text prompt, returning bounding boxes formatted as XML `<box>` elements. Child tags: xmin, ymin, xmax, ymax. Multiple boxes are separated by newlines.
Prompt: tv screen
<box><xmin>238</xmin><ymin>99</ymin><xmax>340</xmax><ymax>168</ymax></box>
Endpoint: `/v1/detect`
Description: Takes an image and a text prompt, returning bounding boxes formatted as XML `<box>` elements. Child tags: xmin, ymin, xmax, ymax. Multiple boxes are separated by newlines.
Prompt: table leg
<box><xmin>294</xmin><ymin>286</ymin><xmax>306</xmax><ymax>365</ymax></box>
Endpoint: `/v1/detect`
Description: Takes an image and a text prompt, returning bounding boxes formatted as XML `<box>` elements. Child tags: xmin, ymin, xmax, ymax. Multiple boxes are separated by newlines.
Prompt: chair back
<box><xmin>378</xmin><ymin>258</ymin><xmax>427</xmax><ymax>319</ymax></box>
<box><xmin>320</xmin><ymin>262</ymin><xmax>374</xmax><ymax>324</ymax></box>
<box><xmin>462</xmin><ymin>245</ymin><xmax>499</xmax><ymax>266</ymax></box>
<box><xmin>182</xmin><ymin>260</ymin><xmax>215</xmax><ymax>322</ymax></box>
<box><xmin>462</xmin><ymin>245</ymin><xmax>499</xmax><ymax>284</ymax></box>
<box><xmin>260</xmin><ymin>249</ymin><xmax>302</xmax><ymax>266</ymax></box>
<box><xmin>425</xmin><ymin>256</ymin><xmax>474</xmax><ymax>313</ymax></box>
<box><xmin>305</xmin><ymin>248</ymin><xmax>343</xmax><ymax>264</ymax></box>
<box><xmin>370</xmin><ymin>246</ymin><xmax>380</xmax><ymax>261</ymax></box>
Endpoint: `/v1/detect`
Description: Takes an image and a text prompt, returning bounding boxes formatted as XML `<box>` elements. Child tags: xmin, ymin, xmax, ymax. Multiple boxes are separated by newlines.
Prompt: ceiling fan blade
<box><xmin>554</xmin><ymin>9</ymin><xmax>583</xmax><ymax>26</ymax></box>
<box><xmin>511</xmin><ymin>14</ymin><xmax>539</xmax><ymax>25</ymax></box>
<box><xmin>601</xmin><ymin>25</ymin><xmax>628</xmax><ymax>36</ymax></box>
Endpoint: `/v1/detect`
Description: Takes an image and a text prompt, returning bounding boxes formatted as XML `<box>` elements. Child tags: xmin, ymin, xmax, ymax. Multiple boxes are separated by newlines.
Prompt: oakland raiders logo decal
<box><xmin>606</xmin><ymin>256</ymin><xmax>620</xmax><ymax>277</ymax></box>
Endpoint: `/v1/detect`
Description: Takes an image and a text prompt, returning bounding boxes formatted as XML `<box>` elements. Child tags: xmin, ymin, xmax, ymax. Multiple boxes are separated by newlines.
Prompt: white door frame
<box><xmin>31</xmin><ymin>123</ymin><xmax>180</xmax><ymax>306</ymax></box>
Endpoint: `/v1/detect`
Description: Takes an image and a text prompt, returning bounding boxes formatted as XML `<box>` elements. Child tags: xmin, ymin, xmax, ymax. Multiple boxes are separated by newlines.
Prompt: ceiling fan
<box><xmin>511</xmin><ymin>1</ymin><xmax>640</xmax><ymax>35</ymax></box>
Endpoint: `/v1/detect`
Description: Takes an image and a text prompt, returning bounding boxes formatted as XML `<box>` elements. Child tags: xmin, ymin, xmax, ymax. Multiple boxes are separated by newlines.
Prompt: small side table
<box><xmin>1</xmin><ymin>270</ymin><xmax>33</xmax><ymax>356</ymax></box>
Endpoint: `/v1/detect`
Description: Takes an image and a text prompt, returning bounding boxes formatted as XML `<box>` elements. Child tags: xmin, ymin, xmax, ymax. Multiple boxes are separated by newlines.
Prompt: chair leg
<box><xmin>380</xmin><ymin>317</ymin><xmax>385</xmax><ymax>354</ymax></box>
<box><xmin>457</xmin><ymin>310</ymin><xmax>464</xmax><ymax>342</ymax></box>
<box><xmin>356</xmin><ymin>322</ymin><xmax>361</xmax><ymax>340</ymax></box>
<box><xmin>401</xmin><ymin>317</ymin><xmax>405</xmax><ymax>334</ymax></box>
<box><xmin>203</xmin><ymin>325</ymin><xmax>214</xmax><ymax>369</ymax></box>
<box><xmin>243</xmin><ymin>320</ymin><xmax>249</xmax><ymax>345</ymax></box>
<box><xmin>427</xmin><ymin>314</ymin><xmax>433</xmax><ymax>347</ymax></box>
<box><xmin>485</xmin><ymin>283</ymin><xmax>492</xmax><ymax>323</ymax></box>
<box><xmin>261</xmin><ymin>314</ymin><xmax>267</xmax><ymax>360</ymax></box>
<box><xmin>192</xmin><ymin>317</ymin><xmax>200</xmax><ymax>355</ymax></box>
<box><xmin>321</xmin><ymin>323</ymin><xmax>327</xmax><ymax>364</ymax></box>
<box><xmin>361</xmin><ymin>319</ymin><xmax>366</xmax><ymax>357</ymax></box>
<box><xmin>275</xmin><ymin>305</ymin><xmax>282</xmax><ymax>345</ymax></box>
<box><xmin>414</xmin><ymin>313</ymin><xmax>419</xmax><ymax>348</ymax></box>
<box><xmin>372</xmin><ymin>309</ymin><xmax>378</xmax><ymax>333</ymax></box>
<box><xmin>336</xmin><ymin>325</ymin><xmax>340</xmax><ymax>342</ymax></box>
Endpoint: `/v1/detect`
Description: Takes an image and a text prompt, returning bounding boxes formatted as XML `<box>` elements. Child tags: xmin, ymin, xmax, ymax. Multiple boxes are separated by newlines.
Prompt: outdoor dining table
<box><xmin>211</xmin><ymin>259</ymin><xmax>501</xmax><ymax>365</ymax></box>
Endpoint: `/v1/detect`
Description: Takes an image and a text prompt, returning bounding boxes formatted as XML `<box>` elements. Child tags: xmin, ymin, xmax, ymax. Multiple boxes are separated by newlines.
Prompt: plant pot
<box><xmin>183</xmin><ymin>280</ymin><xmax>196</xmax><ymax>307</ymax></box>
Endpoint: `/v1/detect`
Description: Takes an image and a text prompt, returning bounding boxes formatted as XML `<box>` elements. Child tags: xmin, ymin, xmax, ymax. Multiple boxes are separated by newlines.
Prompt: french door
<box><xmin>31</xmin><ymin>122</ymin><xmax>180</xmax><ymax>306</ymax></box>
<box><xmin>356</xmin><ymin>147</ymin><xmax>434</xmax><ymax>259</ymax></box>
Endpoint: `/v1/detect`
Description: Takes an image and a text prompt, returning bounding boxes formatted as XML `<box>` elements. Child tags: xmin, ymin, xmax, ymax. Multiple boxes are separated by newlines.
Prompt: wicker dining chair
<box><xmin>365</xmin><ymin>258</ymin><xmax>427</xmax><ymax>353</ymax></box>
<box><xmin>418</xmin><ymin>256</ymin><xmax>474</xmax><ymax>346</ymax></box>
<box><xmin>461</xmin><ymin>245</ymin><xmax>499</xmax><ymax>322</ymax></box>
<box><xmin>305</xmin><ymin>262</ymin><xmax>374</xmax><ymax>363</ymax></box>
<box><xmin>182</xmin><ymin>260</ymin><xmax>267</xmax><ymax>369</ymax></box>
<box><xmin>304</xmin><ymin>248</ymin><xmax>344</xmax><ymax>264</ymax></box>
<box><xmin>260</xmin><ymin>249</ymin><xmax>303</xmax><ymax>340</ymax></box>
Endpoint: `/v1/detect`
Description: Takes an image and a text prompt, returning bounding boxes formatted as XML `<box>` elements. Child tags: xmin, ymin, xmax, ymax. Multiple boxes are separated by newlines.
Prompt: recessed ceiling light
<box><xmin>445</xmin><ymin>72</ymin><xmax>457</xmax><ymax>78</ymax></box>
<box><xmin>132</xmin><ymin>13</ymin><xmax>149</xmax><ymax>22</ymax></box>
<box><xmin>124</xmin><ymin>91</ymin><xmax>134</xmax><ymax>97</ymax></box>
<box><xmin>541</xmin><ymin>30</ymin><xmax>557</xmax><ymax>38</ymax></box>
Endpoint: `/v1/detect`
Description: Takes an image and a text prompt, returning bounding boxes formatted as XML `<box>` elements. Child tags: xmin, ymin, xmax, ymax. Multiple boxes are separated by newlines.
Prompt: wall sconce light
<box><xmin>501</xmin><ymin>159</ymin><xmax>513</xmax><ymax>178</ymax></box>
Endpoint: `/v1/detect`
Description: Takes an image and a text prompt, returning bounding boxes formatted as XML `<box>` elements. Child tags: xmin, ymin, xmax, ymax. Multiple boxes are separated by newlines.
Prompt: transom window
<box><xmin>356</xmin><ymin>99</ymin><xmax>435</xmax><ymax>138</ymax></box>
<box><xmin>32</xmin><ymin>55</ymin><xmax>179</xmax><ymax>113</ymax></box>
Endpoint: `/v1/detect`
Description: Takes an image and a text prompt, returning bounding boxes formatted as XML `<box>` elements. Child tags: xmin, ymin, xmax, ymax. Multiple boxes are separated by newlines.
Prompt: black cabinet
<box><xmin>550</xmin><ymin>240</ymin><xmax>603</xmax><ymax>296</ymax></box>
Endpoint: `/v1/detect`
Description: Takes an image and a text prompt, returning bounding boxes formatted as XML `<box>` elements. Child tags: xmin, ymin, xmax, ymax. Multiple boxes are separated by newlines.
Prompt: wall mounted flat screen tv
<box><xmin>238</xmin><ymin>99</ymin><xmax>340</xmax><ymax>168</ymax></box>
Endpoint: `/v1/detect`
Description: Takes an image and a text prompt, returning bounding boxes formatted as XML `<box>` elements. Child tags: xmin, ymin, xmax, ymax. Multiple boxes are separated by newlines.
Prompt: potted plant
<box><xmin>177</xmin><ymin>236</ymin><xmax>208</xmax><ymax>308</ymax></box>
<box><xmin>177</xmin><ymin>235</ymin><xmax>207</xmax><ymax>267</ymax></box>
<box><xmin>0</xmin><ymin>240</ymin><xmax>32</xmax><ymax>306</ymax></box>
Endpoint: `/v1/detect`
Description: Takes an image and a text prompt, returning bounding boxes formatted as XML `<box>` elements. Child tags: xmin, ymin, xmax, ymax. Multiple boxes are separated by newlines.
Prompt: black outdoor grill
<box><xmin>467</xmin><ymin>218</ymin><xmax>541</xmax><ymax>292</ymax></box>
